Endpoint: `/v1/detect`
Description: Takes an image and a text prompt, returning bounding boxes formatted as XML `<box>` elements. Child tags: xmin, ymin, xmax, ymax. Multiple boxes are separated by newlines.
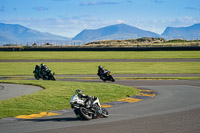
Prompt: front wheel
<box><xmin>101</xmin><ymin>108</ymin><xmax>109</xmax><ymax>118</ymax></box>
<box><xmin>79</xmin><ymin>107</ymin><xmax>92</xmax><ymax>120</ymax></box>
<box><xmin>111</xmin><ymin>78</ymin><xmax>115</xmax><ymax>82</ymax></box>
<box><xmin>109</xmin><ymin>76</ymin><xmax>115</xmax><ymax>82</ymax></box>
<box><xmin>50</xmin><ymin>74</ymin><xmax>56</xmax><ymax>80</ymax></box>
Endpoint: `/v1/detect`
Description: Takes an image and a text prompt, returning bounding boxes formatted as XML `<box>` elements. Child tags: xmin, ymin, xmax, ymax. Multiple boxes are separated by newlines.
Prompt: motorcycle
<box><xmin>70</xmin><ymin>94</ymin><xmax>109</xmax><ymax>120</ymax></box>
<box><xmin>98</xmin><ymin>71</ymin><xmax>115</xmax><ymax>82</ymax></box>
<box><xmin>42</xmin><ymin>70</ymin><xmax>56</xmax><ymax>80</ymax></box>
<box><xmin>33</xmin><ymin>70</ymin><xmax>43</xmax><ymax>80</ymax></box>
<box><xmin>33</xmin><ymin>69</ymin><xmax>56</xmax><ymax>80</ymax></box>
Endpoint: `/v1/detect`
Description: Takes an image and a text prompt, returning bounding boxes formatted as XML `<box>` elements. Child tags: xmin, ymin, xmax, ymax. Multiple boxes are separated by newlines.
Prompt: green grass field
<box><xmin>0</xmin><ymin>51</ymin><xmax>200</xmax><ymax>119</ymax></box>
<box><xmin>0</xmin><ymin>80</ymin><xmax>139</xmax><ymax>118</ymax></box>
<box><xmin>0</xmin><ymin>62</ymin><xmax>200</xmax><ymax>75</ymax></box>
<box><xmin>1</xmin><ymin>51</ymin><xmax>200</xmax><ymax>60</ymax></box>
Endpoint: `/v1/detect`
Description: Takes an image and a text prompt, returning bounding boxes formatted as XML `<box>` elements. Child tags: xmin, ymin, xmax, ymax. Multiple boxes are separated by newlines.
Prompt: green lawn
<box><xmin>117</xmin><ymin>77</ymin><xmax>200</xmax><ymax>80</ymax></box>
<box><xmin>0</xmin><ymin>62</ymin><xmax>200</xmax><ymax>75</ymax></box>
<box><xmin>0</xmin><ymin>50</ymin><xmax>199</xmax><ymax>119</ymax></box>
<box><xmin>1</xmin><ymin>51</ymin><xmax>200</xmax><ymax>60</ymax></box>
<box><xmin>0</xmin><ymin>80</ymin><xmax>139</xmax><ymax>118</ymax></box>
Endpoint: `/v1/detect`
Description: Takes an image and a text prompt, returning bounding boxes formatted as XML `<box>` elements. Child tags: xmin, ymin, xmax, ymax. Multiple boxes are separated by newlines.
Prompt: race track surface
<box><xmin>1</xmin><ymin>79</ymin><xmax>200</xmax><ymax>133</ymax></box>
<box><xmin>0</xmin><ymin>83</ymin><xmax>42</xmax><ymax>100</ymax></box>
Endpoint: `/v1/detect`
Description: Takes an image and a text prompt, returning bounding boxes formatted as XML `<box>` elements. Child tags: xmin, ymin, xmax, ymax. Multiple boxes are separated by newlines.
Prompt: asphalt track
<box><xmin>59</xmin><ymin>73</ymin><xmax>200</xmax><ymax>78</ymax></box>
<box><xmin>0</xmin><ymin>83</ymin><xmax>42</xmax><ymax>100</ymax></box>
<box><xmin>1</xmin><ymin>79</ymin><xmax>200</xmax><ymax>133</ymax></box>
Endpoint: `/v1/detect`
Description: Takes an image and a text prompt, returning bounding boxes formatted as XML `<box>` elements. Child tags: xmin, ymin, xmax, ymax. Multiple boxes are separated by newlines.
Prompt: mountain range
<box><xmin>0</xmin><ymin>23</ymin><xmax>70</xmax><ymax>44</ymax></box>
<box><xmin>161</xmin><ymin>23</ymin><xmax>200</xmax><ymax>40</ymax></box>
<box><xmin>72</xmin><ymin>23</ymin><xmax>160</xmax><ymax>42</ymax></box>
<box><xmin>0</xmin><ymin>22</ymin><xmax>200</xmax><ymax>45</ymax></box>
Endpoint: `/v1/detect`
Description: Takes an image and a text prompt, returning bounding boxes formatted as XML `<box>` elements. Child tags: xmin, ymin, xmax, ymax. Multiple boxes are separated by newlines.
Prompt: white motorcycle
<box><xmin>70</xmin><ymin>94</ymin><xmax>109</xmax><ymax>120</ymax></box>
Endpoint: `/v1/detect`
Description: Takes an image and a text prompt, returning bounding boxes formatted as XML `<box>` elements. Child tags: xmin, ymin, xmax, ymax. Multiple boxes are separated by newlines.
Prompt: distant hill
<box><xmin>1</xmin><ymin>22</ymin><xmax>200</xmax><ymax>45</ymax></box>
<box><xmin>72</xmin><ymin>23</ymin><xmax>161</xmax><ymax>42</ymax></box>
<box><xmin>0</xmin><ymin>23</ymin><xmax>70</xmax><ymax>44</ymax></box>
<box><xmin>162</xmin><ymin>23</ymin><xmax>200</xmax><ymax>40</ymax></box>
<box><xmin>85</xmin><ymin>37</ymin><xmax>167</xmax><ymax>46</ymax></box>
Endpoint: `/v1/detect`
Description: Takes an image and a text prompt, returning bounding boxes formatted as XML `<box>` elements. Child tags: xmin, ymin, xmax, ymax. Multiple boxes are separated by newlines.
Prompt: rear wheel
<box><xmin>79</xmin><ymin>107</ymin><xmax>92</xmax><ymax>120</ymax></box>
<box><xmin>34</xmin><ymin>75</ymin><xmax>39</xmax><ymax>80</ymax></box>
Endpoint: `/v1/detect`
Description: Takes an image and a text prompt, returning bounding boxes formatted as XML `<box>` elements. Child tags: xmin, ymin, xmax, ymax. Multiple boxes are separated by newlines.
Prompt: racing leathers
<box><xmin>77</xmin><ymin>93</ymin><xmax>93</xmax><ymax>108</ymax></box>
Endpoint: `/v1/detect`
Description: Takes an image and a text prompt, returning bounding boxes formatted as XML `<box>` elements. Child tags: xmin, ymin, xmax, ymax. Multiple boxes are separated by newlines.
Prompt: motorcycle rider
<box><xmin>34</xmin><ymin>65</ymin><xmax>40</xmax><ymax>73</ymax></box>
<box><xmin>98</xmin><ymin>65</ymin><xmax>104</xmax><ymax>76</ymax></box>
<box><xmin>41</xmin><ymin>63</ymin><xmax>48</xmax><ymax>72</ymax></box>
<box><xmin>75</xmin><ymin>89</ymin><xmax>93</xmax><ymax>108</ymax></box>
<box><xmin>74</xmin><ymin>89</ymin><xmax>103</xmax><ymax>115</ymax></box>
<box><xmin>75</xmin><ymin>89</ymin><xmax>102</xmax><ymax>112</ymax></box>
<box><xmin>98</xmin><ymin>65</ymin><xmax>108</xmax><ymax>79</ymax></box>
<box><xmin>71</xmin><ymin>90</ymin><xmax>105</xmax><ymax>119</ymax></box>
<box><xmin>40</xmin><ymin>63</ymin><xmax>51</xmax><ymax>79</ymax></box>
<box><xmin>33</xmin><ymin>65</ymin><xmax>42</xmax><ymax>78</ymax></box>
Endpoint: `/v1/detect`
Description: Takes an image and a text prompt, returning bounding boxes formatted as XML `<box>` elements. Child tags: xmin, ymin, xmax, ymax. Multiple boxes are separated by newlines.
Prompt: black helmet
<box><xmin>75</xmin><ymin>89</ymin><xmax>82</xmax><ymax>94</ymax></box>
<box><xmin>35</xmin><ymin>65</ymin><xmax>40</xmax><ymax>69</ymax></box>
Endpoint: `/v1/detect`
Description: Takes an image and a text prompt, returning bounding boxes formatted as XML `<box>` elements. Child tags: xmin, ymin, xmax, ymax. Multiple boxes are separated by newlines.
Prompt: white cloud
<box><xmin>0</xmin><ymin>15</ymin><xmax>104</xmax><ymax>37</ymax></box>
<box><xmin>168</xmin><ymin>16</ymin><xmax>200</xmax><ymax>27</ymax></box>
<box><xmin>116</xmin><ymin>19</ymin><xmax>125</xmax><ymax>24</ymax></box>
<box><xmin>129</xmin><ymin>16</ymin><xmax>200</xmax><ymax>34</ymax></box>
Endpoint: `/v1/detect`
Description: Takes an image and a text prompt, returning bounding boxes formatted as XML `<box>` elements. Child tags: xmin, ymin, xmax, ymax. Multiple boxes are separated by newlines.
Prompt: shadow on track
<box><xmin>24</xmin><ymin>117</ymin><xmax>78</xmax><ymax>122</ymax></box>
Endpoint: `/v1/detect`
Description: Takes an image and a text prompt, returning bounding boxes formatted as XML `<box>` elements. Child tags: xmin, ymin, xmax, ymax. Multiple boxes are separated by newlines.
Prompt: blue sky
<box><xmin>0</xmin><ymin>0</ymin><xmax>200</xmax><ymax>37</ymax></box>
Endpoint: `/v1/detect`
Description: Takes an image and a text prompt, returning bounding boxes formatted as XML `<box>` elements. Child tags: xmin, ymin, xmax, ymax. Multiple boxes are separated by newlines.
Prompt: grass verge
<box><xmin>116</xmin><ymin>77</ymin><xmax>200</xmax><ymax>80</ymax></box>
<box><xmin>0</xmin><ymin>62</ymin><xmax>200</xmax><ymax>75</ymax></box>
<box><xmin>0</xmin><ymin>51</ymin><xmax>200</xmax><ymax>60</ymax></box>
<box><xmin>0</xmin><ymin>80</ymin><xmax>139</xmax><ymax>119</ymax></box>
<box><xmin>1</xmin><ymin>76</ymin><xmax>200</xmax><ymax>80</ymax></box>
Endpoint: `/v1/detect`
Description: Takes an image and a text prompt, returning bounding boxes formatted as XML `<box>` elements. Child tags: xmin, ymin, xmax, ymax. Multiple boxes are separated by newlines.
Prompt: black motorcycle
<box><xmin>42</xmin><ymin>70</ymin><xmax>56</xmax><ymax>80</ymax></box>
<box><xmin>33</xmin><ymin>70</ymin><xmax>42</xmax><ymax>80</ymax></box>
<box><xmin>33</xmin><ymin>66</ymin><xmax>56</xmax><ymax>80</ymax></box>
<box><xmin>98</xmin><ymin>71</ymin><xmax>115</xmax><ymax>82</ymax></box>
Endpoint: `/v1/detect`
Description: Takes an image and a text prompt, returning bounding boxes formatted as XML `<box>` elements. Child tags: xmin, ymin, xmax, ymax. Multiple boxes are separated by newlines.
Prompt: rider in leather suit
<box><xmin>75</xmin><ymin>89</ymin><xmax>93</xmax><ymax>108</ymax></box>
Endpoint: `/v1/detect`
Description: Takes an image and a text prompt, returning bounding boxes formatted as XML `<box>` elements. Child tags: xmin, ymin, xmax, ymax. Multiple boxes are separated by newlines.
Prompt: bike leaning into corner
<box><xmin>97</xmin><ymin>65</ymin><xmax>115</xmax><ymax>82</ymax></box>
<box><xmin>33</xmin><ymin>63</ymin><xmax>56</xmax><ymax>80</ymax></box>
<box><xmin>70</xmin><ymin>89</ymin><xmax>109</xmax><ymax>120</ymax></box>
